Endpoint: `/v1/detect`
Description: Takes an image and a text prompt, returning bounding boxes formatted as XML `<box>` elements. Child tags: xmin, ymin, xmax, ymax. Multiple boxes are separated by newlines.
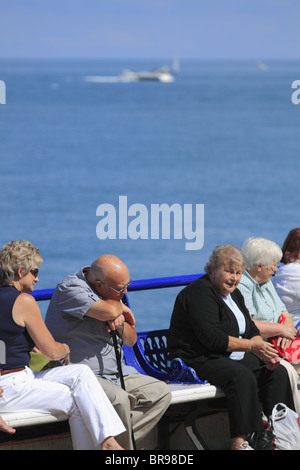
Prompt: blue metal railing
<box><xmin>32</xmin><ymin>273</ymin><xmax>204</xmax><ymax>301</ymax></box>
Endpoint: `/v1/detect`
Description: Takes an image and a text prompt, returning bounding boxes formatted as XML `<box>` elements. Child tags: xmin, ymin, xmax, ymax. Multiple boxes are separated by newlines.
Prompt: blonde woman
<box><xmin>0</xmin><ymin>240</ymin><xmax>125</xmax><ymax>450</ymax></box>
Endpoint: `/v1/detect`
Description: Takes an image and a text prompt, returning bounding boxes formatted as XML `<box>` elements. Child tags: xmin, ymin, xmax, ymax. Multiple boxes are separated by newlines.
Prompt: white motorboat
<box><xmin>119</xmin><ymin>67</ymin><xmax>175</xmax><ymax>83</ymax></box>
<box><xmin>84</xmin><ymin>62</ymin><xmax>178</xmax><ymax>83</ymax></box>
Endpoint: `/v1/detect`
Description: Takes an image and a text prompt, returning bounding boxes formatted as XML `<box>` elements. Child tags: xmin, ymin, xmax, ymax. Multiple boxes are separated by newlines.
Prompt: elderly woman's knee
<box><xmin>228</xmin><ymin>365</ymin><xmax>258</xmax><ymax>394</ymax></box>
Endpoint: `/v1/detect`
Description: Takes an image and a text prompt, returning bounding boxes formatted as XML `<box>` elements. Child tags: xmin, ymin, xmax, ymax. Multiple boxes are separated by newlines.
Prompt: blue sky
<box><xmin>0</xmin><ymin>0</ymin><xmax>299</xmax><ymax>60</ymax></box>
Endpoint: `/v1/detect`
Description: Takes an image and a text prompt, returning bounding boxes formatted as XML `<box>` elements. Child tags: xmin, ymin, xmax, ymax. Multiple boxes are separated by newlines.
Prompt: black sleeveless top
<box><xmin>0</xmin><ymin>284</ymin><xmax>34</xmax><ymax>370</ymax></box>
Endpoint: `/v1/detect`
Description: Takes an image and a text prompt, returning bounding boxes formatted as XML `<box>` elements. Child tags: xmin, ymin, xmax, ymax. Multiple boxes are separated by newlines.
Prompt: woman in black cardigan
<box><xmin>168</xmin><ymin>245</ymin><xmax>295</xmax><ymax>450</ymax></box>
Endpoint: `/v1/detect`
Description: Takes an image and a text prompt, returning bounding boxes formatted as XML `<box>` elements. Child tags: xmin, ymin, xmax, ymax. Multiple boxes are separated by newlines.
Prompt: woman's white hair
<box><xmin>242</xmin><ymin>237</ymin><xmax>282</xmax><ymax>269</ymax></box>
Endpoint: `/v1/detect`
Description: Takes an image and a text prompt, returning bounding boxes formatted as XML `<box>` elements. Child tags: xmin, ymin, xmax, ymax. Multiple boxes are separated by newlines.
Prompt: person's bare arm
<box><xmin>108</xmin><ymin>319</ymin><xmax>137</xmax><ymax>347</ymax></box>
<box><xmin>253</xmin><ymin>317</ymin><xmax>297</xmax><ymax>349</ymax></box>
<box><xmin>281</xmin><ymin>311</ymin><xmax>296</xmax><ymax>328</ymax></box>
<box><xmin>106</xmin><ymin>303</ymin><xmax>137</xmax><ymax>346</ymax></box>
<box><xmin>12</xmin><ymin>293</ymin><xmax>70</xmax><ymax>363</ymax></box>
<box><xmin>85</xmin><ymin>298</ymin><xmax>129</xmax><ymax>321</ymax></box>
<box><xmin>226</xmin><ymin>335</ymin><xmax>280</xmax><ymax>365</ymax></box>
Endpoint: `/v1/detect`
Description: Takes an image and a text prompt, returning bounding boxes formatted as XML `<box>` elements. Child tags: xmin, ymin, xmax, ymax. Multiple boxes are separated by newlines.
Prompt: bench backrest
<box><xmin>123</xmin><ymin>329</ymin><xmax>207</xmax><ymax>385</ymax></box>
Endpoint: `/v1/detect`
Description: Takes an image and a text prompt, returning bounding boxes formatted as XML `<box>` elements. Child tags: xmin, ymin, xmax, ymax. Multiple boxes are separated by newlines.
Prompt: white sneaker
<box><xmin>238</xmin><ymin>441</ymin><xmax>254</xmax><ymax>450</ymax></box>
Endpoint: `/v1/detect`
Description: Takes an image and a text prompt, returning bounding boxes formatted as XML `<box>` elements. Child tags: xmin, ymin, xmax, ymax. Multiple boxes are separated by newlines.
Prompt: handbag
<box><xmin>271</xmin><ymin>403</ymin><xmax>300</xmax><ymax>450</ymax></box>
<box><xmin>246</xmin><ymin>414</ymin><xmax>275</xmax><ymax>450</ymax></box>
<box><xmin>269</xmin><ymin>315</ymin><xmax>300</xmax><ymax>364</ymax></box>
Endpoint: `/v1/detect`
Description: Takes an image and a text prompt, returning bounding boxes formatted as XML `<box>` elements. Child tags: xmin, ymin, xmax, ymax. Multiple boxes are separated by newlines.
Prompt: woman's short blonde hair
<box><xmin>205</xmin><ymin>244</ymin><xmax>245</xmax><ymax>275</ymax></box>
<box><xmin>242</xmin><ymin>237</ymin><xmax>282</xmax><ymax>269</ymax></box>
<box><xmin>0</xmin><ymin>240</ymin><xmax>43</xmax><ymax>284</ymax></box>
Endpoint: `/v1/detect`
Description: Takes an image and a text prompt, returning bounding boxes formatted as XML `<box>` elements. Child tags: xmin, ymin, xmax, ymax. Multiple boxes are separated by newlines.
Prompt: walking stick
<box><xmin>110</xmin><ymin>329</ymin><xmax>125</xmax><ymax>389</ymax></box>
<box><xmin>110</xmin><ymin>328</ymin><xmax>137</xmax><ymax>450</ymax></box>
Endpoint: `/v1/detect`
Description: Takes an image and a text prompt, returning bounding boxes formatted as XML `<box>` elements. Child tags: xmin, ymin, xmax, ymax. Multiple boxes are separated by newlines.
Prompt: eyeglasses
<box><xmin>260</xmin><ymin>262</ymin><xmax>279</xmax><ymax>271</ymax></box>
<box><xmin>267</xmin><ymin>262</ymin><xmax>279</xmax><ymax>271</ymax></box>
<box><xmin>30</xmin><ymin>268</ymin><xmax>39</xmax><ymax>278</ymax></box>
<box><xmin>96</xmin><ymin>279</ymin><xmax>131</xmax><ymax>295</ymax></box>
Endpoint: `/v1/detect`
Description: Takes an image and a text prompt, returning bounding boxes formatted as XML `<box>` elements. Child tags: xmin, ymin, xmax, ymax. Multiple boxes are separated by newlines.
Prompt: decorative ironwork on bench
<box><xmin>123</xmin><ymin>329</ymin><xmax>207</xmax><ymax>385</ymax></box>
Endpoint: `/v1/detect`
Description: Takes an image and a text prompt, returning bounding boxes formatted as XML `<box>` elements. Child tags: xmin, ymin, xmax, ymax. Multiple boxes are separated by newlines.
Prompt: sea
<box><xmin>0</xmin><ymin>58</ymin><xmax>300</xmax><ymax>330</ymax></box>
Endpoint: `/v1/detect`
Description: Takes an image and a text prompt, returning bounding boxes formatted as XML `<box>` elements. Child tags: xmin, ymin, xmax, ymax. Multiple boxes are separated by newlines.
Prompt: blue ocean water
<box><xmin>0</xmin><ymin>59</ymin><xmax>300</xmax><ymax>330</ymax></box>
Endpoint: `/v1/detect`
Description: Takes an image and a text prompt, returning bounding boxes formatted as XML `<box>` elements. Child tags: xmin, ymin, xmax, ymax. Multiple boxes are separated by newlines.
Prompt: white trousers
<box><xmin>0</xmin><ymin>364</ymin><xmax>125</xmax><ymax>450</ymax></box>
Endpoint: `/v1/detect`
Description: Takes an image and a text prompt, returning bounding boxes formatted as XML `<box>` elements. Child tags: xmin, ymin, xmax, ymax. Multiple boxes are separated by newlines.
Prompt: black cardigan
<box><xmin>168</xmin><ymin>274</ymin><xmax>260</xmax><ymax>367</ymax></box>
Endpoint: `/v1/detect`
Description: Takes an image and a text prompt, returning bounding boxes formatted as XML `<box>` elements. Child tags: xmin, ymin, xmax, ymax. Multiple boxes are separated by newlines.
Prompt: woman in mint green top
<box><xmin>238</xmin><ymin>237</ymin><xmax>296</xmax><ymax>348</ymax></box>
<box><xmin>238</xmin><ymin>237</ymin><xmax>300</xmax><ymax>416</ymax></box>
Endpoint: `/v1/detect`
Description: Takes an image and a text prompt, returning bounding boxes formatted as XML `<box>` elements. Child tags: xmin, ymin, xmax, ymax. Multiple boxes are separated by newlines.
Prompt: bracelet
<box><xmin>247</xmin><ymin>339</ymin><xmax>253</xmax><ymax>353</ymax></box>
<box><xmin>61</xmin><ymin>344</ymin><xmax>70</xmax><ymax>359</ymax></box>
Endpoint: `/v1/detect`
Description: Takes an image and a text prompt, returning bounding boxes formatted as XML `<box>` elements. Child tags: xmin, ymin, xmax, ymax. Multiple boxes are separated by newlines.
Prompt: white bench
<box><xmin>1</xmin><ymin>382</ymin><xmax>224</xmax><ymax>429</ymax></box>
<box><xmin>1</xmin><ymin>384</ymin><xmax>224</xmax><ymax>428</ymax></box>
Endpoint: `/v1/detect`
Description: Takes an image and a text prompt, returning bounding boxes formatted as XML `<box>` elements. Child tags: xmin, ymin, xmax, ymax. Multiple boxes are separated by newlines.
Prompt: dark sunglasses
<box><xmin>30</xmin><ymin>268</ymin><xmax>39</xmax><ymax>278</ymax></box>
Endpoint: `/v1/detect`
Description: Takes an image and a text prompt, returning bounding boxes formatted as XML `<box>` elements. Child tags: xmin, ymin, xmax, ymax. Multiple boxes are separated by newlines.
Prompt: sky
<box><xmin>0</xmin><ymin>0</ymin><xmax>299</xmax><ymax>60</ymax></box>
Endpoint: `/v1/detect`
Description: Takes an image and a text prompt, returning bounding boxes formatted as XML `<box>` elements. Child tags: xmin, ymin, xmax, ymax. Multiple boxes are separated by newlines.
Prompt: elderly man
<box><xmin>45</xmin><ymin>255</ymin><xmax>171</xmax><ymax>449</ymax></box>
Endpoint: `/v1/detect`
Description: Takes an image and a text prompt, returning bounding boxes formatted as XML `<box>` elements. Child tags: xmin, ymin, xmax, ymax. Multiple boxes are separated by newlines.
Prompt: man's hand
<box><xmin>107</xmin><ymin>314</ymin><xmax>125</xmax><ymax>332</ymax></box>
<box><xmin>106</xmin><ymin>303</ymin><xmax>137</xmax><ymax>347</ymax></box>
<box><xmin>107</xmin><ymin>303</ymin><xmax>135</xmax><ymax>332</ymax></box>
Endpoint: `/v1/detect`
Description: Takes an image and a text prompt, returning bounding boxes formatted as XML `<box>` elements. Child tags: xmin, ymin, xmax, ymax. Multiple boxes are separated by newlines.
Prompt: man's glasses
<box><xmin>97</xmin><ymin>279</ymin><xmax>131</xmax><ymax>295</ymax></box>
